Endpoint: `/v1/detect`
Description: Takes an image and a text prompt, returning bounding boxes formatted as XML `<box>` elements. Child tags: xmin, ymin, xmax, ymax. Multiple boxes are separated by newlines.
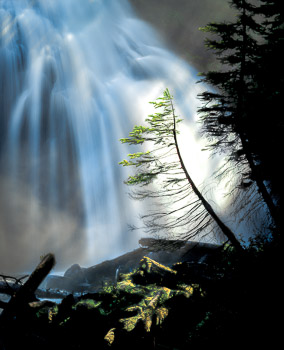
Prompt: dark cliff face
<box><xmin>129</xmin><ymin>0</ymin><xmax>234</xmax><ymax>72</ymax></box>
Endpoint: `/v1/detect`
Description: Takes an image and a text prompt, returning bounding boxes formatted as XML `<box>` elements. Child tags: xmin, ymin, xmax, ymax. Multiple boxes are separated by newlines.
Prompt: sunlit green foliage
<box><xmin>33</xmin><ymin>256</ymin><xmax>199</xmax><ymax>348</ymax></box>
<box><xmin>119</xmin><ymin>88</ymin><xmax>182</xmax><ymax>187</ymax></box>
<box><xmin>117</xmin><ymin>257</ymin><xmax>194</xmax><ymax>333</ymax></box>
<box><xmin>72</xmin><ymin>299</ymin><xmax>102</xmax><ymax>311</ymax></box>
<box><xmin>3</xmin><ymin>235</ymin><xmax>279</xmax><ymax>349</ymax></box>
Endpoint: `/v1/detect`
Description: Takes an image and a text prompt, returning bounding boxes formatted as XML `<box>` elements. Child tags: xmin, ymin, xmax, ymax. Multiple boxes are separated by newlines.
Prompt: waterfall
<box><xmin>0</xmin><ymin>0</ymin><xmax>226</xmax><ymax>272</ymax></box>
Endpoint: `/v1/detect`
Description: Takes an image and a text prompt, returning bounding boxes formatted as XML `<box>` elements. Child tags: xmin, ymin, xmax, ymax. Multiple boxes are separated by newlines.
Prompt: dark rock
<box><xmin>43</xmin><ymin>275</ymin><xmax>90</xmax><ymax>293</ymax></box>
<box><xmin>64</xmin><ymin>264</ymin><xmax>88</xmax><ymax>284</ymax></box>
<box><xmin>139</xmin><ymin>238</ymin><xmax>186</xmax><ymax>251</ymax></box>
<box><xmin>83</xmin><ymin>248</ymin><xmax>148</xmax><ymax>289</ymax></box>
<box><xmin>44</xmin><ymin>240</ymin><xmax>220</xmax><ymax>293</ymax></box>
<box><xmin>43</xmin><ymin>275</ymin><xmax>70</xmax><ymax>290</ymax></box>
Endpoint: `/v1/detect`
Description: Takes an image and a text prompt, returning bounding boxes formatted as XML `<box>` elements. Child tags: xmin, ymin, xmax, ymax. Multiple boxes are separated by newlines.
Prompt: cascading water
<box><xmin>0</xmin><ymin>0</ymin><xmax>227</xmax><ymax>272</ymax></box>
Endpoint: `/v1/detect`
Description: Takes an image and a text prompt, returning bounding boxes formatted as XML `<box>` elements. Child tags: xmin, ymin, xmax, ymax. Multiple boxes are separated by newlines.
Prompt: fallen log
<box><xmin>0</xmin><ymin>281</ymin><xmax>21</xmax><ymax>296</ymax></box>
<box><xmin>0</xmin><ymin>253</ymin><xmax>55</xmax><ymax>321</ymax></box>
<box><xmin>0</xmin><ymin>281</ymin><xmax>69</xmax><ymax>300</ymax></box>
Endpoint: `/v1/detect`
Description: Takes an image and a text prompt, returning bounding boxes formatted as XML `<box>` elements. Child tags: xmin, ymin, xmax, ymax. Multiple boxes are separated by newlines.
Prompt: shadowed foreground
<box><xmin>0</xmin><ymin>237</ymin><xmax>280</xmax><ymax>349</ymax></box>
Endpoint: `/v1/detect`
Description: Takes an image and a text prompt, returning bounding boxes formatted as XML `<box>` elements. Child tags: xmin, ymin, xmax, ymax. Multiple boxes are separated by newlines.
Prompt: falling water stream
<box><xmin>0</xmin><ymin>0</ymin><xmax>229</xmax><ymax>273</ymax></box>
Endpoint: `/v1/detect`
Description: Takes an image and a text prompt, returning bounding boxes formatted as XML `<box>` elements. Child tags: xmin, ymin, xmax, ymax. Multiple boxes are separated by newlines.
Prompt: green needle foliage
<box><xmin>119</xmin><ymin>89</ymin><xmax>242</xmax><ymax>251</ymax></box>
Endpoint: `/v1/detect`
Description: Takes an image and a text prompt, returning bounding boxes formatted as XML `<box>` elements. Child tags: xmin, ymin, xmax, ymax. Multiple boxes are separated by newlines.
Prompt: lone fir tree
<box><xmin>119</xmin><ymin>89</ymin><xmax>242</xmax><ymax>251</ymax></box>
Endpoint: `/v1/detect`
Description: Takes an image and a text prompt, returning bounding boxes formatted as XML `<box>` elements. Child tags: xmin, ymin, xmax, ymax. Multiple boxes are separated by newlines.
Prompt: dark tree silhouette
<box><xmin>197</xmin><ymin>0</ymin><xmax>282</xmax><ymax>228</ymax></box>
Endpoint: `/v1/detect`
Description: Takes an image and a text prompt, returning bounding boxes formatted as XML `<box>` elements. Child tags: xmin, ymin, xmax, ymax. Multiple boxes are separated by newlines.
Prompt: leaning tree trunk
<box><xmin>171</xmin><ymin>99</ymin><xmax>243</xmax><ymax>252</ymax></box>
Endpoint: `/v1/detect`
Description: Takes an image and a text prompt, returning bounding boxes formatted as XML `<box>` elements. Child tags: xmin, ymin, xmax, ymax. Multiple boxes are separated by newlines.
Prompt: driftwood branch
<box><xmin>0</xmin><ymin>274</ymin><xmax>28</xmax><ymax>286</ymax></box>
<box><xmin>0</xmin><ymin>281</ymin><xmax>21</xmax><ymax>296</ymax></box>
<box><xmin>0</xmin><ymin>254</ymin><xmax>56</xmax><ymax>321</ymax></box>
<box><xmin>0</xmin><ymin>281</ymin><xmax>68</xmax><ymax>300</ymax></box>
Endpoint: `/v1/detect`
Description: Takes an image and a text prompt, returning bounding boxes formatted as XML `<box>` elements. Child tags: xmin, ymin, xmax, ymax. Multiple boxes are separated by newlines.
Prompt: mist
<box><xmin>0</xmin><ymin>0</ymin><xmax>258</xmax><ymax>274</ymax></box>
<box><xmin>129</xmin><ymin>0</ymin><xmax>235</xmax><ymax>72</ymax></box>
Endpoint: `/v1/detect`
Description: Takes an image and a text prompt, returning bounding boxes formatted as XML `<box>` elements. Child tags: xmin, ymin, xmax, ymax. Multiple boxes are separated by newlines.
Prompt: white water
<box><xmin>0</xmin><ymin>0</ymin><xmax>229</xmax><ymax>272</ymax></box>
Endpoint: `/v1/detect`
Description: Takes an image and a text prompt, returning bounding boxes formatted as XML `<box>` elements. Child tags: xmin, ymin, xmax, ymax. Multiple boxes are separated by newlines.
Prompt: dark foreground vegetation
<box><xmin>0</xmin><ymin>235</ymin><xmax>280</xmax><ymax>349</ymax></box>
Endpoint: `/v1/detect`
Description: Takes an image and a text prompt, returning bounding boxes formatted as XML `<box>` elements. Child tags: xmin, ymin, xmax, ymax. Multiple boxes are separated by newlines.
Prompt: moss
<box><xmin>36</xmin><ymin>306</ymin><xmax>52</xmax><ymax>320</ymax></box>
<box><xmin>120</xmin><ymin>315</ymin><xmax>139</xmax><ymax>332</ymax></box>
<box><xmin>72</xmin><ymin>299</ymin><xmax>102</xmax><ymax>311</ymax></box>
<box><xmin>156</xmin><ymin>307</ymin><xmax>169</xmax><ymax>325</ymax></box>
<box><xmin>117</xmin><ymin>261</ymin><xmax>196</xmax><ymax>334</ymax></box>
<box><xmin>104</xmin><ymin>328</ymin><xmax>116</xmax><ymax>346</ymax></box>
<box><xmin>117</xmin><ymin>279</ymin><xmax>136</xmax><ymax>291</ymax></box>
<box><xmin>48</xmin><ymin>305</ymin><xmax>59</xmax><ymax>322</ymax></box>
<box><xmin>140</xmin><ymin>256</ymin><xmax>177</xmax><ymax>275</ymax></box>
<box><xmin>176</xmin><ymin>284</ymin><xmax>194</xmax><ymax>298</ymax></box>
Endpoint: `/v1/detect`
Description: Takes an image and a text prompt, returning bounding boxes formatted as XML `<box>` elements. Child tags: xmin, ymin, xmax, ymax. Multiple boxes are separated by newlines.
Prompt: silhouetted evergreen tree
<box><xmin>247</xmin><ymin>0</ymin><xmax>283</xmax><ymax>219</ymax></box>
<box><xmin>197</xmin><ymin>0</ymin><xmax>282</xmax><ymax>227</ymax></box>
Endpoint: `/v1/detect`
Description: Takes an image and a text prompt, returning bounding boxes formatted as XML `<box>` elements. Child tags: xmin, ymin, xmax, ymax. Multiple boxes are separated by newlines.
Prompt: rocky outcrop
<box><xmin>44</xmin><ymin>241</ymin><xmax>220</xmax><ymax>293</ymax></box>
<box><xmin>64</xmin><ymin>264</ymin><xmax>87</xmax><ymax>283</ymax></box>
<box><xmin>42</xmin><ymin>265</ymin><xmax>90</xmax><ymax>293</ymax></box>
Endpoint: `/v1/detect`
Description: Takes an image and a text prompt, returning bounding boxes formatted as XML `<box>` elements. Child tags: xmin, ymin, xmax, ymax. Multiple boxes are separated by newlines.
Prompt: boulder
<box><xmin>64</xmin><ymin>264</ymin><xmax>88</xmax><ymax>284</ymax></box>
<box><xmin>43</xmin><ymin>274</ymin><xmax>90</xmax><ymax>293</ymax></box>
